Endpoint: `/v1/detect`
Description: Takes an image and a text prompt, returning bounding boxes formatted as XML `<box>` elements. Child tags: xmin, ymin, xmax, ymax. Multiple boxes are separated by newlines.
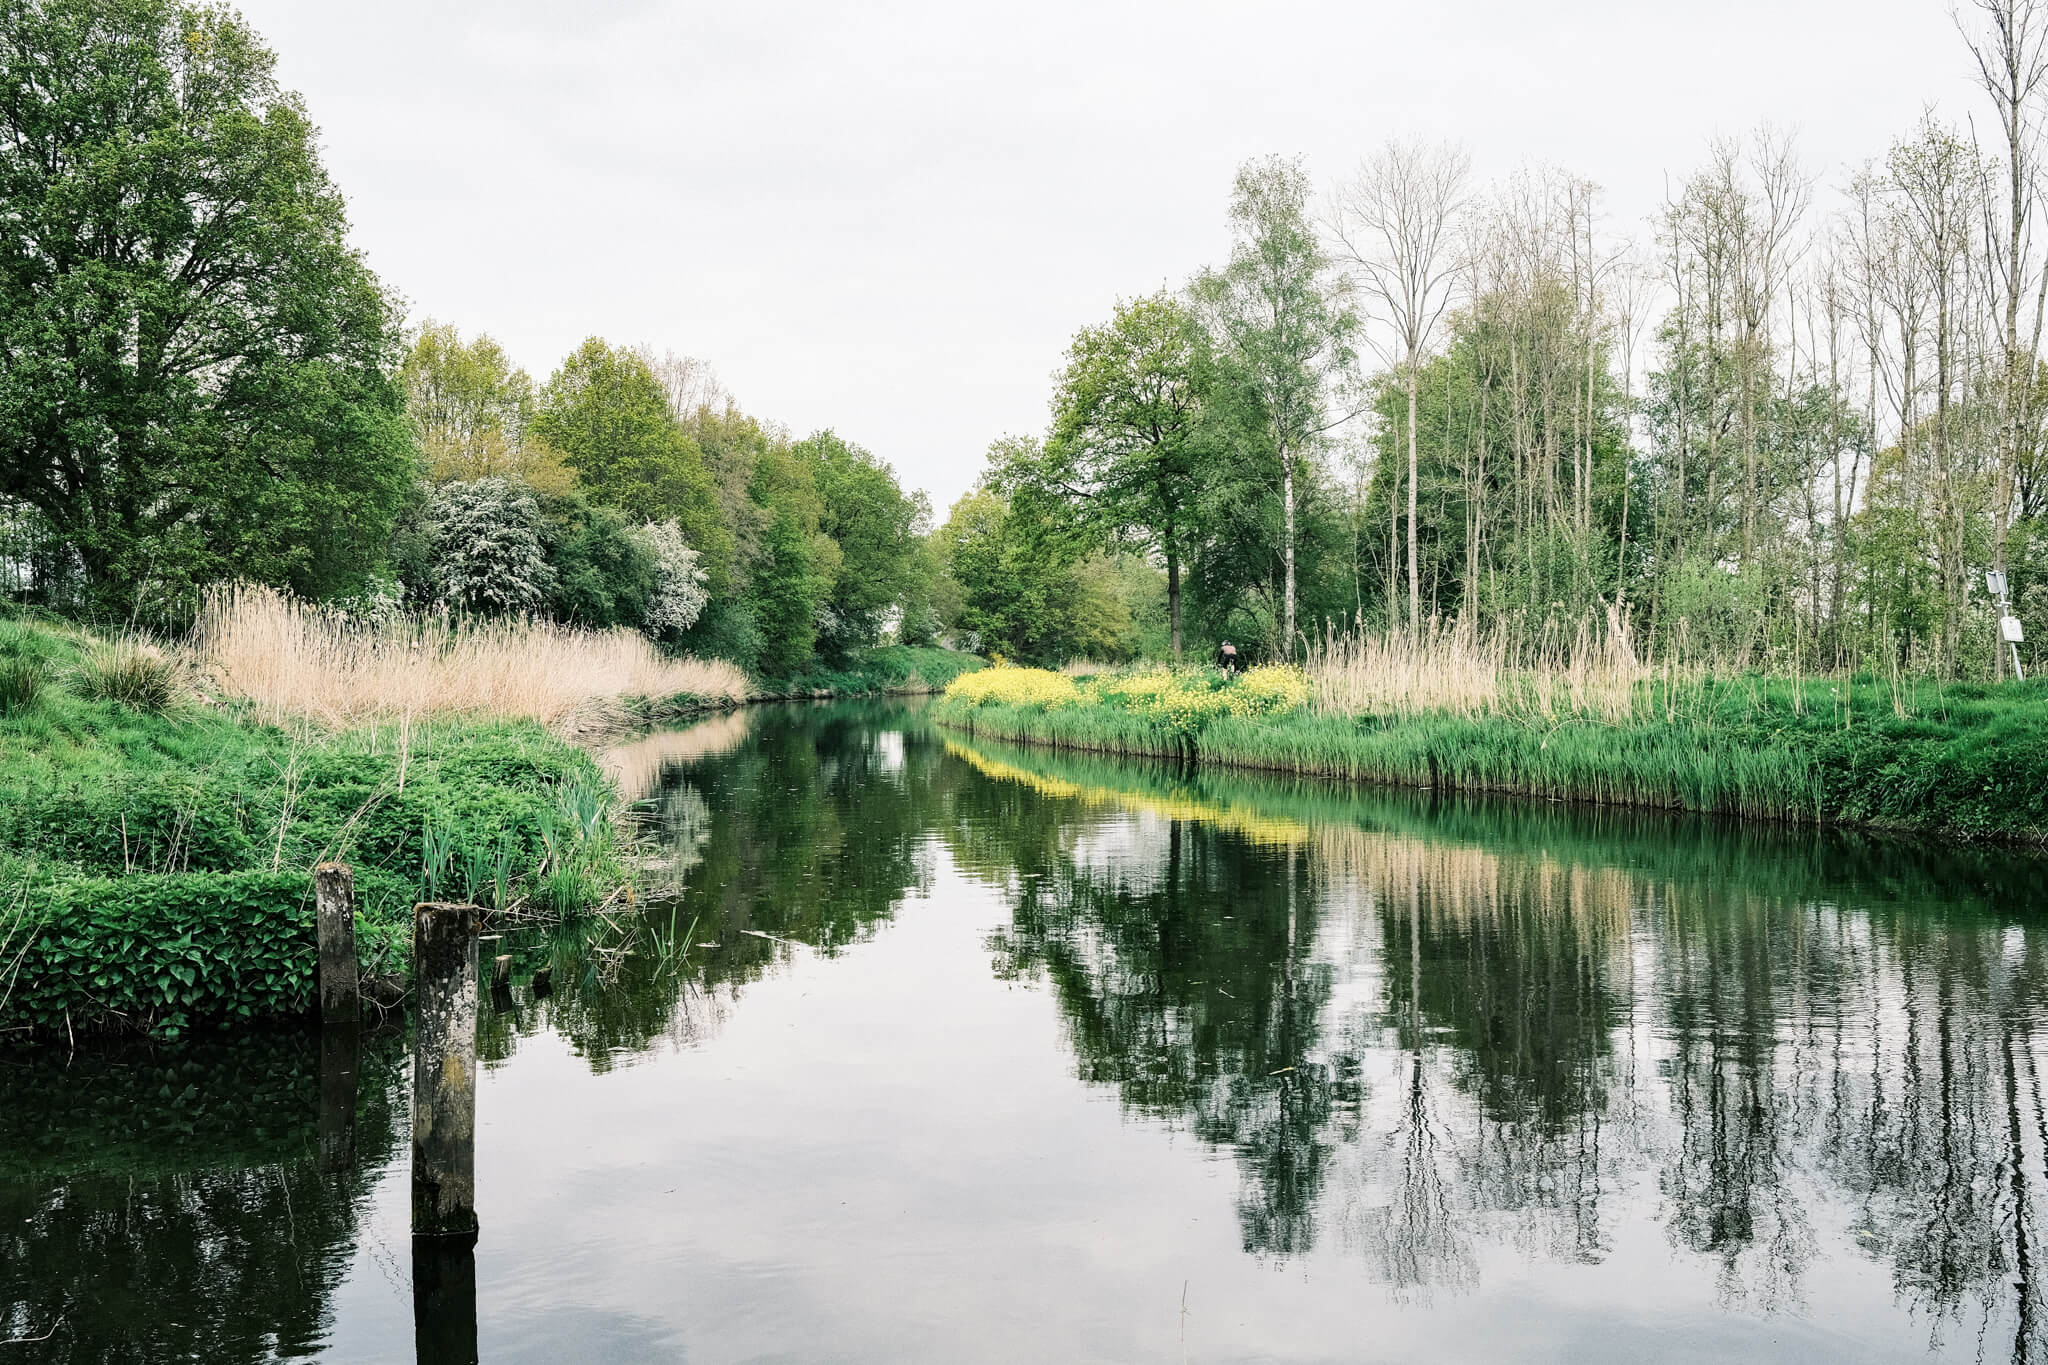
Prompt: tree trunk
<box><xmin>1166</xmin><ymin>544</ymin><xmax>1182</xmax><ymax>666</ymax></box>
<box><xmin>1407</xmin><ymin>353</ymin><xmax>1422</xmax><ymax>630</ymax></box>
<box><xmin>1282</xmin><ymin>449</ymin><xmax>1297</xmax><ymax>658</ymax></box>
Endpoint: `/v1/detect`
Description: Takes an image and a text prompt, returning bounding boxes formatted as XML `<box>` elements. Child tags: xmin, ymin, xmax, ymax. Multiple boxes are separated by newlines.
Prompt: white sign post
<box><xmin>1987</xmin><ymin>571</ymin><xmax>2026</xmax><ymax>681</ymax></box>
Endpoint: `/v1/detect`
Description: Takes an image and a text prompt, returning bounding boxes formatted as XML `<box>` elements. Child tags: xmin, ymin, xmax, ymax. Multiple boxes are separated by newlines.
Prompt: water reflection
<box><xmin>952</xmin><ymin>737</ymin><xmax>2048</xmax><ymax>1354</ymax></box>
<box><xmin>8</xmin><ymin>705</ymin><xmax>2048</xmax><ymax>1362</ymax></box>
<box><xmin>0</xmin><ymin>1031</ymin><xmax>408</xmax><ymax>1362</ymax></box>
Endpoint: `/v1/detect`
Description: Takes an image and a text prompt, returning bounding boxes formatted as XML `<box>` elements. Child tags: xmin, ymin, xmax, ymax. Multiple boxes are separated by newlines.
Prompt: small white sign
<box><xmin>1988</xmin><ymin>569</ymin><xmax>2010</xmax><ymax>599</ymax></box>
<box><xmin>2004</xmin><ymin>615</ymin><xmax>2026</xmax><ymax>643</ymax></box>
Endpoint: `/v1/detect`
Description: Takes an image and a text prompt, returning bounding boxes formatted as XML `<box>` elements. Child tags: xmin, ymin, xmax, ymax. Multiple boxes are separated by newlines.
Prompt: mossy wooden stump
<box><xmin>412</xmin><ymin>901</ymin><xmax>480</xmax><ymax>1242</ymax></box>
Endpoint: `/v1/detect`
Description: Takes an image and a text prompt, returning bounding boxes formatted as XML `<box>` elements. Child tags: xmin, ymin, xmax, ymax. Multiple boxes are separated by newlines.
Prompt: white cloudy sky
<box><xmin>239</xmin><ymin>0</ymin><xmax>1970</xmax><ymax>514</ymax></box>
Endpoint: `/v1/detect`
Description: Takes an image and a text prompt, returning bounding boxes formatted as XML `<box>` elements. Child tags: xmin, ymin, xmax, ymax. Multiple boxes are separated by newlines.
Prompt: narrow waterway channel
<box><xmin>8</xmin><ymin>700</ymin><xmax>2048</xmax><ymax>1363</ymax></box>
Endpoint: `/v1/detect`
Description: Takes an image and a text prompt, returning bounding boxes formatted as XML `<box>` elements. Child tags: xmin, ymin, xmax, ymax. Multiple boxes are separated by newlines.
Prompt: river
<box><xmin>7</xmin><ymin>700</ymin><xmax>2048</xmax><ymax>1363</ymax></box>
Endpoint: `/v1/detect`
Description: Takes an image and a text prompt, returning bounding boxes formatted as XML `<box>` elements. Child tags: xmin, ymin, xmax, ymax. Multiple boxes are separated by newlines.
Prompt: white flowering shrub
<box><xmin>638</xmin><ymin>519</ymin><xmax>709</xmax><ymax>637</ymax></box>
<box><xmin>428</xmin><ymin>478</ymin><xmax>554</xmax><ymax>615</ymax></box>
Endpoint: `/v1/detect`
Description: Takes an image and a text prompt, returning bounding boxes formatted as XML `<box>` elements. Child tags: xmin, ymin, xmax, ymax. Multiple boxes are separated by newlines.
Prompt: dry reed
<box><xmin>191</xmin><ymin>584</ymin><xmax>749</xmax><ymax>731</ymax></box>
<box><xmin>1305</xmin><ymin>612</ymin><xmax>1666</xmax><ymax>725</ymax></box>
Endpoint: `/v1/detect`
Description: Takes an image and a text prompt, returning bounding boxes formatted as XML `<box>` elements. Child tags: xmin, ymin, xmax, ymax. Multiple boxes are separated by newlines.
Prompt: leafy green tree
<box><xmin>0</xmin><ymin>0</ymin><xmax>414</xmax><ymax>619</ymax></box>
<box><xmin>897</xmin><ymin>536</ymin><xmax>952</xmax><ymax>648</ymax></box>
<box><xmin>532</xmin><ymin>340</ymin><xmax>729</xmax><ymax>579</ymax></box>
<box><xmin>748</xmin><ymin>446</ymin><xmax>838</xmax><ymax>676</ymax></box>
<box><xmin>1191</xmin><ymin>157</ymin><xmax>1357</xmax><ymax>657</ymax></box>
<box><xmin>536</xmin><ymin>493</ymin><xmax>654</xmax><ymax>628</ymax></box>
<box><xmin>1024</xmin><ymin>293</ymin><xmax>1215</xmax><ymax>662</ymax></box>
<box><xmin>935</xmin><ymin>458</ymin><xmax>1106</xmax><ymax>662</ymax></box>
<box><xmin>795</xmin><ymin>430</ymin><xmax>927</xmax><ymax>654</ymax></box>
<box><xmin>402</xmin><ymin>321</ymin><xmax>571</xmax><ymax>492</ymax></box>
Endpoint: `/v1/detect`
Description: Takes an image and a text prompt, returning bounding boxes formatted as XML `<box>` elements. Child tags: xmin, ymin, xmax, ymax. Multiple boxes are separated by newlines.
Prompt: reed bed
<box><xmin>1303</xmin><ymin>616</ymin><xmax>1658</xmax><ymax>725</ymax></box>
<box><xmin>190</xmin><ymin>584</ymin><xmax>749</xmax><ymax>731</ymax></box>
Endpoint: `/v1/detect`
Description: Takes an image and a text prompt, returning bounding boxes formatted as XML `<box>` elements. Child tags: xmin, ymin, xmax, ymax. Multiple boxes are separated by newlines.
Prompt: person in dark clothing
<box><xmin>1217</xmin><ymin>641</ymin><xmax>1241</xmax><ymax>674</ymax></box>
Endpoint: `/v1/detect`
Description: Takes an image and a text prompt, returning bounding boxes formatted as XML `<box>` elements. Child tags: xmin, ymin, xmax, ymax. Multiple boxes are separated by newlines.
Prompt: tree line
<box><xmin>0</xmin><ymin>0</ymin><xmax>936</xmax><ymax>677</ymax></box>
<box><xmin>959</xmin><ymin>0</ymin><xmax>2048</xmax><ymax>677</ymax></box>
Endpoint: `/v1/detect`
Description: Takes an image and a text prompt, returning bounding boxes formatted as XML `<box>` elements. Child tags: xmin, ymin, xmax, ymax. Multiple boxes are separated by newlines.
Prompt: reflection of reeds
<box><xmin>191</xmin><ymin>583</ymin><xmax>749</xmax><ymax>731</ymax></box>
<box><xmin>1310</xmin><ymin>825</ymin><xmax>1636</xmax><ymax>940</ymax></box>
<box><xmin>601</xmin><ymin>711</ymin><xmax>753</xmax><ymax>802</ymax></box>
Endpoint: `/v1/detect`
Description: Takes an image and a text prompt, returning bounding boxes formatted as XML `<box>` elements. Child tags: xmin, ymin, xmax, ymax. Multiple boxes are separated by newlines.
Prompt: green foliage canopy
<box><xmin>0</xmin><ymin>0</ymin><xmax>415</xmax><ymax>620</ymax></box>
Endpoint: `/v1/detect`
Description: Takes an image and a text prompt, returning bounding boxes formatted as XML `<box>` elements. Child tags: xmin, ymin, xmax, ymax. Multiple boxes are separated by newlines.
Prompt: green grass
<box><xmin>758</xmin><ymin>645</ymin><xmax>985</xmax><ymax>698</ymax></box>
<box><xmin>0</xmin><ymin>616</ymin><xmax>627</xmax><ymax>1038</ymax></box>
<box><xmin>932</xmin><ymin>669</ymin><xmax>2048</xmax><ymax>843</ymax></box>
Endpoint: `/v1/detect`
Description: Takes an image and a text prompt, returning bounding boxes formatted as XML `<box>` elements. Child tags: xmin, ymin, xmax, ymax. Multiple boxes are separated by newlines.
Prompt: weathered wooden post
<box><xmin>413</xmin><ymin>901</ymin><xmax>480</xmax><ymax>1242</ymax></box>
<box><xmin>492</xmin><ymin>954</ymin><xmax>511</xmax><ymax>989</ymax></box>
<box><xmin>315</xmin><ymin>862</ymin><xmax>358</xmax><ymax>1024</ymax></box>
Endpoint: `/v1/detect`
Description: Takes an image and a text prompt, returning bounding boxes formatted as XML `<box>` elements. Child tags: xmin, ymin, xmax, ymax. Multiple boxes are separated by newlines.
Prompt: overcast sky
<box><xmin>238</xmin><ymin>0</ymin><xmax>1972</xmax><ymax>515</ymax></box>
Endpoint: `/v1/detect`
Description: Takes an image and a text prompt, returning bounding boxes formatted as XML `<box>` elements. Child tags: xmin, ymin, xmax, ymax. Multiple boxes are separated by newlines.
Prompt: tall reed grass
<box><xmin>1304</xmin><ymin>614</ymin><xmax>1659</xmax><ymax>724</ymax></box>
<box><xmin>190</xmin><ymin>584</ymin><xmax>749</xmax><ymax>731</ymax></box>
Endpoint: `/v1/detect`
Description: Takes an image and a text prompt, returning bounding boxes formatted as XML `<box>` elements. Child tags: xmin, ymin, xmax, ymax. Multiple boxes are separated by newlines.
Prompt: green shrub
<box><xmin>0</xmin><ymin>655</ymin><xmax>46</xmax><ymax>713</ymax></box>
<box><xmin>0</xmin><ymin>870</ymin><xmax>316</xmax><ymax>1038</ymax></box>
<box><xmin>72</xmin><ymin>641</ymin><xmax>179</xmax><ymax>712</ymax></box>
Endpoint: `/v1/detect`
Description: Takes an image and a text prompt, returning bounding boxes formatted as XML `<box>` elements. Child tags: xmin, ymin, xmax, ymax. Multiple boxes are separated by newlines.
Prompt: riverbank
<box><xmin>0</xmin><ymin>612</ymin><xmax>980</xmax><ymax>1040</ymax></box>
<box><xmin>930</xmin><ymin>664</ymin><xmax>2048</xmax><ymax>844</ymax></box>
<box><xmin>748</xmin><ymin>645</ymin><xmax>984</xmax><ymax>700</ymax></box>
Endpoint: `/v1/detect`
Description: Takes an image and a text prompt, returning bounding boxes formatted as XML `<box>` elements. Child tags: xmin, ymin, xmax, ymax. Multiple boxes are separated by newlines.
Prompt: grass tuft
<box><xmin>72</xmin><ymin>639</ymin><xmax>180</xmax><ymax>712</ymax></box>
<box><xmin>0</xmin><ymin>655</ymin><xmax>47</xmax><ymax>714</ymax></box>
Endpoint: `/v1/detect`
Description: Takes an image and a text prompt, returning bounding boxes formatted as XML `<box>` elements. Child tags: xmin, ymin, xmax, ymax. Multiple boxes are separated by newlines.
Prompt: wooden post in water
<box><xmin>413</xmin><ymin>901</ymin><xmax>480</xmax><ymax>1241</ymax></box>
<box><xmin>315</xmin><ymin>862</ymin><xmax>358</xmax><ymax>1024</ymax></box>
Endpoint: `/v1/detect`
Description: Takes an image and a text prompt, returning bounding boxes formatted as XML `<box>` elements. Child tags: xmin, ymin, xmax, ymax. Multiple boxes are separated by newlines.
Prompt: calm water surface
<box><xmin>8</xmin><ymin>701</ymin><xmax>2048</xmax><ymax>1363</ymax></box>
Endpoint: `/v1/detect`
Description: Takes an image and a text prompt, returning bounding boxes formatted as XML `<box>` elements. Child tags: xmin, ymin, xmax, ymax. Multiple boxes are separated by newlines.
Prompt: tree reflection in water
<box><xmin>948</xmin><ymin>736</ymin><xmax>2048</xmax><ymax>1356</ymax></box>
<box><xmin>13</xmin><ymin>707</ymin><xmax>2048</xmax><ymax>1363</ymax></box>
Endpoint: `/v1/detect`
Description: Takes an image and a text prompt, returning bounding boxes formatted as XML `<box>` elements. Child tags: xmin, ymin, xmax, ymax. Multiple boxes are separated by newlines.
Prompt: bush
<box><xmin>0</xmin><ymin>655</ymin><xmax>46</xmax><ymax>714</ymax></box>
<box><xmin>638</xmin><ymin>519</ymin><xmax>709</xmax><ymax>638</ymax></box>
<box><xmin>540</xmin><ymin>493</ymin><xmax>657</xmax><ymax>628</ymax></box>
<box><xmin>0</xmin><ymin>871</ymin><xmax>316</xmax><ymax>1038</ymax></box>
<box><xmin>428</xmin><ymin>476</ymin><xmax>555</xmax><ymax>614</ymax></box>
<box><xmin>72</xmin><ymin>641</ymin><xmax>179</xmax><ymax>712</ymax></box>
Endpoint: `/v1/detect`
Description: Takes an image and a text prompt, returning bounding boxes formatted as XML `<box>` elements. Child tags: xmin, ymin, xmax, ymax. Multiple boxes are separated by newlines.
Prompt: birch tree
<box><xmin>1193</xmin><ymin>157</ymin><xmax>1356</xmax><ymax>656</ymax></box>
<box><xmin>1331</xmin><ymin>140</ymin><xmax>1472</xmax><ymax>630</ymax></box>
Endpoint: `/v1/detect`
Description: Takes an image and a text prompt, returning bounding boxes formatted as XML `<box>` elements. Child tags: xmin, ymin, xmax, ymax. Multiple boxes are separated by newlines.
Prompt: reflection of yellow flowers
<box><xmin>946</xmin><ymin>740</ymin><xmax>1310</xmax><ymax>846</ymax></box>
<box><xmin>942</xmin><ymin>663</ymin><xmax>1310</xmax><ymax>736</ymax></box>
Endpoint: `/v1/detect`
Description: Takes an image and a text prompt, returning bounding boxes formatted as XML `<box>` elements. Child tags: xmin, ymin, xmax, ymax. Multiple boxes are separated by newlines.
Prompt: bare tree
<box><xmin>636</xmin><ymin>347</ymin><xmax>732</xmax><ymax>424</ymax></box>
<box><xmin>1959</xmin><ymin>0</ymin><xmax>2048</xmax><ymax>676</ymax></box>
<box><xmin>1331</xmin><ymin>139</ymin><xmax>1472</xmax><ymax>630</ymax></box>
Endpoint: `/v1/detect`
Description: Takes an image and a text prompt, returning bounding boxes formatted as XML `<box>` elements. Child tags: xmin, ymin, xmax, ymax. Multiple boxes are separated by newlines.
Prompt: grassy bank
<box><xmin>0</xmin><ymin>596</ymin><xmax>982</xmax><ymax>1040</ymax></box>
<box><xmin>931</xmin><ymin>663</ymin><xmax>2048</xmax><ymax>843</ymax></box>
<box><xmin>0</xmin><ymin>615</ymin><xmax>638</xmax><ymax>1039</ymax></box>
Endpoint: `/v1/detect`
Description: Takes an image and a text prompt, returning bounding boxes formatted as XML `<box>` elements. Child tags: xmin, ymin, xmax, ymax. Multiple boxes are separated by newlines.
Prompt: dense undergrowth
<box><xmin>0</xmin><ymin>617</ymin><xmax>624</xmax><ymax>1038</ymax></box>
<box><xmin>932</xmin><ymin>663</ymin><xmax>2048</xmax><ymax>842</ymax></box>
<box><xmin>757</xmin><ymin>645</ymin><xmax>984</xmax><ymax>698</ymax></box>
